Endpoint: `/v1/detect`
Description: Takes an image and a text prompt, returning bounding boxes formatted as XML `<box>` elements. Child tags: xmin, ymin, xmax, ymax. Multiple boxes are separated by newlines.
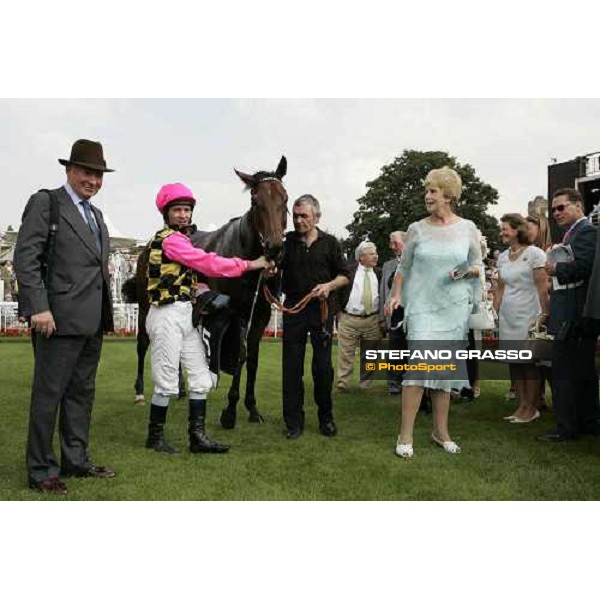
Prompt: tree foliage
<box><xmin>345</xmin><ymin>150</ymin><xmax>501</xmax><ymax>260</ymax></box>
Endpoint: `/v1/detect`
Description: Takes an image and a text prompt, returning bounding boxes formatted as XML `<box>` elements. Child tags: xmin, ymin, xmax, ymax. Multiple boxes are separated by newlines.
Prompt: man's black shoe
<box><xmin>286</xmin><ymin>428</ymin><xmax>303</xmax><ymax>440</ymax></box>
<box><xmin>319</xmin><ymin>421</ymin><xmax>338</xmax><ymax>437</ymax></box>
<box><xmin>536</xmin><ymin>431</ymin><xmax>577</xmax><ymax>443</ymax></box>
<box><xmin>61</xmin><ymin>464</ymin><xmax>116</xmax><ymax>478</ymax></box>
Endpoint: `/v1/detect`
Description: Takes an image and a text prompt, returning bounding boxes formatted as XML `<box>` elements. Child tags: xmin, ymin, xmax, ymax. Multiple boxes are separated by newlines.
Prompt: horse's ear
<box><xmin>275</xmin><ymin>156</ymin><xmax>287</xmax><ymax>180</ymax></box>
<box><xmin>235</xmin><ymin>169</ymin><xmax>256</xmax><ymax>189</ymax></box>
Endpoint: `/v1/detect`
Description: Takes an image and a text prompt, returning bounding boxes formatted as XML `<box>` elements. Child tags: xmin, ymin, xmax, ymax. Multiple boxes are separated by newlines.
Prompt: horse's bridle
<box><xmin>249</xmin><ymin>176</ymin><xmax>288</xmax><ymax>253</ymax></box>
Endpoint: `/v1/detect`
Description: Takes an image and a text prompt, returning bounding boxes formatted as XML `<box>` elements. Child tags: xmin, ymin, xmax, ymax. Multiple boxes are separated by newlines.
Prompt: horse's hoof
<box><xmin>248</xmin><ymin>410</ymin><xmax>265</xmax><ymax>424</ymax></box>
<box><xmin>220</xmin><ymin>408</ymin><xmax>237</xmax><ymax>430</ymax></box>
<box><xmin>134</xmin><ymin>395</ymin><xmax>145</xmax><ymax>406</ymax></box>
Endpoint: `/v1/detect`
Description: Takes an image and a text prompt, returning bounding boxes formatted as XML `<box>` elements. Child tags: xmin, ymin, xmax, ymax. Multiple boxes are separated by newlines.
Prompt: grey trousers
<box><xmin>27</xmin><ymin>333</ymin><xmax>103</xmax><ymax>483</ymax></box>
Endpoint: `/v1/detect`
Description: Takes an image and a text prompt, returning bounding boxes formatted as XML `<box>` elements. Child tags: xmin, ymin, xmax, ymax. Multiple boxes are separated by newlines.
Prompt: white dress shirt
<box><xmin>345</xmin><ymin>264</ymin><xmax>379</xmax><ymax>315</ymax></box>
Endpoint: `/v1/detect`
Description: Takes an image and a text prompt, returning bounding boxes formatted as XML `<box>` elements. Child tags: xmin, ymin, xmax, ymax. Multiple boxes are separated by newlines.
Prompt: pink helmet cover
<box><xmin>156</xmin><ymin>183</ymin><xmax>196</xmax><ymax>213</ymax></box>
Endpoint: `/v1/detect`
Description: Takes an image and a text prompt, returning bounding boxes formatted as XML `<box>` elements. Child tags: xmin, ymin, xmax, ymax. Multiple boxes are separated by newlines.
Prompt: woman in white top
<box><xmin>494</xmin><ymin>214</ymin><xmax>549</xmax><ymax>423</ymax></box>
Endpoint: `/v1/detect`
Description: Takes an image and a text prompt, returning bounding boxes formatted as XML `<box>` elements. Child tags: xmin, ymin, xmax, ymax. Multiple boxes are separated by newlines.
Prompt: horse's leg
<box><xmin>220</xmin><ymin>366</ymin><xmax>242</xmax><ymax>429</ymax></box>
<box><xmin>244</xmin><ymin>322</ymin><xmax>265</xmax><ymax>423</ymax></box>
<box><xmin>134</xmin><ymin>331</ymin><xmax>150</xmax><ymax>405</ymax></box>
<box><xmin>178</xmin><ymin>363</ymin><xmax>186</xmax><ymax>399</ymax></box>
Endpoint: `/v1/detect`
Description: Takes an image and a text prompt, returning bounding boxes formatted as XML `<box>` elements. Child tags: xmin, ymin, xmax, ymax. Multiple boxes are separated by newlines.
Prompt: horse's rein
<box><xmin>263</xmin><ymin>285</ymin><xmax>329</xmax><ymax>322</ymax></box>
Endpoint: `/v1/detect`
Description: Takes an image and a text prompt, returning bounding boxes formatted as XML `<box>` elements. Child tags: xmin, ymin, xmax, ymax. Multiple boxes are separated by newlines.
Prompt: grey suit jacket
<box><xmin>14</xmin><ymin>186</ymin><xmax>114</xmax><ymax>335</ymax></box>
<box><xmin>379</xmin><ymin>257</ymin><xmax>400</xmax><ymax>328</ymax></box>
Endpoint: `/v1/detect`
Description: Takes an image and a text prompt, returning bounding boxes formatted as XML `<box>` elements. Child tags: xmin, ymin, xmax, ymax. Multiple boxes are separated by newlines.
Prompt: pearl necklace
<box><xmin>508</xmin><ymin>245</ymin><xmax>525</xmax><ymax>260</ymax></box>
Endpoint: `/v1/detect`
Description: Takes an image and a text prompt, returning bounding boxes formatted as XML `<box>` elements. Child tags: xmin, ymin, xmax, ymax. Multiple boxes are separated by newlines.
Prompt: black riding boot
<box><xmin>146</xmin><ymin>404</ymin><xmax>180</xmax><ymax>454</ymax></box>
<box><xmin>189</xmin><ymin>399</ymin><xmax>230</xmax><ymax>454</ymax></box>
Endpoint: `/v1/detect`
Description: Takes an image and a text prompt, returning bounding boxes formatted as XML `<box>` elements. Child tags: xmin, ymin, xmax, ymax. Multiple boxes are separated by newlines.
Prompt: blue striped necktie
<box><xmin>80</xmin><ymin>201</ymin><xmax>101</xmax><ymax>253</ymax></box>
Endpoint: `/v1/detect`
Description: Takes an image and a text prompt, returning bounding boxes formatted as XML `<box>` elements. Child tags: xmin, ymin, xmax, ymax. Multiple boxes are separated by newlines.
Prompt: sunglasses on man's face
<box><xmin>551</xmin><ymin>203</ymin><xmax>571</xmax><ymax>214</ymax></box>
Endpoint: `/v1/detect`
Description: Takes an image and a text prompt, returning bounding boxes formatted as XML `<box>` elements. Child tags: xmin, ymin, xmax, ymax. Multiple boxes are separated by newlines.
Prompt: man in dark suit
<box><xmin>14</xmin><ymin>139</ymin><xmax>116</xmax><ymax>493</ymax></box>
<box><xmin>335</xmin><ymin>241</ymin><xmax>383</xmax><ymax>392</ymax></box>
<box><xmin>379</xmin><ymin>231</ymin><xmax>406</xmax><ymax>394</ymax></box>
<box><xmin>537</xmin><ymin>188</ymin><xmax>600</xmax><ymax>442</ymax></box>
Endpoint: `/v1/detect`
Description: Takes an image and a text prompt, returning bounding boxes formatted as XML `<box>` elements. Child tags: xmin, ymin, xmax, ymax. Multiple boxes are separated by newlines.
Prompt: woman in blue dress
<box><xmin>388</xmin><ymin>167</ymin><xmax>482</xmax><ymax>458</ymax></box>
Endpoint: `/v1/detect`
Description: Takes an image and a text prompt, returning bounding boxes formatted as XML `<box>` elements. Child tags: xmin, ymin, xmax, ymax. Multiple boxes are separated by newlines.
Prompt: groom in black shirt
<box><xmin>280</xmin><ymin>195</ymin><xmax>349</xmax><ymax>439</ymax></box>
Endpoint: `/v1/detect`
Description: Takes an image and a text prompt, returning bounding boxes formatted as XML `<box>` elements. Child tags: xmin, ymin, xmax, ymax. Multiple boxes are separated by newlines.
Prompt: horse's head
<box><xmin>235</xmin><ymin>156</ymin><xmax>288</xmax><ymax>264</ymax></box>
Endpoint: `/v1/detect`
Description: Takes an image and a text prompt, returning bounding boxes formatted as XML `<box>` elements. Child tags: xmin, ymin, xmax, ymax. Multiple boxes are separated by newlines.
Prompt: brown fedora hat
<box><xmin>58</xmin><ymin>139</ymin><xmax>115</xmax><ymax>173</ymax></box>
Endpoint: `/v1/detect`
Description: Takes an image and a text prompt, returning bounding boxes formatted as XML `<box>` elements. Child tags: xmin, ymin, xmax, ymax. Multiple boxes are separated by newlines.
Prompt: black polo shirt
<box><xmin>281</xmin><ymin>228</ymin><xmax>349</xmax><ymax>300</ymax></box>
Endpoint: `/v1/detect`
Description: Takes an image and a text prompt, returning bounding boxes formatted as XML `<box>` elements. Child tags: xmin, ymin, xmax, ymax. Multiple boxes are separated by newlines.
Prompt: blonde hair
<box><xmin>424</xmin><ymin>167</ymin><xmax>462</xmax><ymax>201</ymax></box>
<box><xmin>526</xmin><ymin>215</ymin><xmax>552</xmax><ymax>250</ymax></box>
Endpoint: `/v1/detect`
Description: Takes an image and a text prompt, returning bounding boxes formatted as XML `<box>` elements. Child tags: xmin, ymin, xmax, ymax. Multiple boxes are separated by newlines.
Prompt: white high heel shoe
<box><xmin>431</xmin><ymin>434</ymin><xmax>461</xmax><ymax>454</ymax></box>
<box><xmin>395</xmin><ymin>442</ymin><xmax>414</xmax><ymax>458</ymax></box>
<box><xmin>511</xmin><ymin>410</ymin><xmax>540</xmax><ymax>424</ymax></box>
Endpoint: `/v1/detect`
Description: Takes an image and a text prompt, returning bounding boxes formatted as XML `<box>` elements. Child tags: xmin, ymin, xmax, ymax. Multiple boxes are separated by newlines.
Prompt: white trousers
<box><xmin>146</xmin><ymin>302</ymin><xmax>213</xmax><ymax>396</ymax></box>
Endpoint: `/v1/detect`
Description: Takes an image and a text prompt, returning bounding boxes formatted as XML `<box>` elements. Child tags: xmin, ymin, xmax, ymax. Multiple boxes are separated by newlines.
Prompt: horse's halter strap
<box><xmin>254</xmin><ymin>177</ymin><xmax>280</xmax><ymax>183</ymax></box>
<box><xmin>250</xmin><ymin>177</ymin><xmax>284</xmax><ymax>205</ymax></box>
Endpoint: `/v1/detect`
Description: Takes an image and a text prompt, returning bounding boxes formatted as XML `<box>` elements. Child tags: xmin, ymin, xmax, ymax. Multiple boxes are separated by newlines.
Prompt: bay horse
<box><xmin>123</xmin><ymin>156</ymin><xmax>288</xmax><ymax>429</ymax></box>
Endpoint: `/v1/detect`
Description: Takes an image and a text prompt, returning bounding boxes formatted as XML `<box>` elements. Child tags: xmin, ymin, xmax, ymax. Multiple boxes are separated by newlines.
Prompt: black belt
<box><xmin>343</xmin><ymin>310</ymin><xmax>378</xmax><ymax>318</ymax></box>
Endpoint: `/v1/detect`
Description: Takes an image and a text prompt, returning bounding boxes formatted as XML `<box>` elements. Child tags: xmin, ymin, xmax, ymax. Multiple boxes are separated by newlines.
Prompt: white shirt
<box><xmin>345</xmin><ymin>264</ymin><xmax>379</xmax><ymax>315</ymax></box>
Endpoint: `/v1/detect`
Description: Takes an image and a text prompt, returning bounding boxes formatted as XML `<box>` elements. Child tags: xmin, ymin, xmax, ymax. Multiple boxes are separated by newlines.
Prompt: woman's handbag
<box><xmin>524</xmin><ymin>315</ymin><xmax>554</xmax><ymax>362</ymax></box>
<box><xmin>468</xmin><ymin>300</ymin><xmax>496</xmax><ymax>331</ymax></box>
<box><xmin>468</xmin><ymin>275</ymin><xmax>495</xmax><ymax>331</ymax></box>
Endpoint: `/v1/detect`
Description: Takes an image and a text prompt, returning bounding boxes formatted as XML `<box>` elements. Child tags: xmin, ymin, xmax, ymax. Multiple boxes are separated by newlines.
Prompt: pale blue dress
<box><xmin>398</xmin><ymin>218</ymin><xmax>483</xmax><ymax>391</ymax></box>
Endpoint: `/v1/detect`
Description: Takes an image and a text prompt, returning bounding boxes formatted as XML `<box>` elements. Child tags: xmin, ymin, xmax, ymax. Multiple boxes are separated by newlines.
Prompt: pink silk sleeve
<box><xmin>163</xmin><ymin>232</ymin><xmax>250</xmax><ymax>278</ymax></box>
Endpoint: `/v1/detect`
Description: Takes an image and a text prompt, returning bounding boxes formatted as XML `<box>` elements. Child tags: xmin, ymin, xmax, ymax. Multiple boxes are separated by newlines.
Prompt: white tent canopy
<box><xmin>101</xmin><ymin>212</ymin><xmax>138</xmax><ymax>249</ymax></box>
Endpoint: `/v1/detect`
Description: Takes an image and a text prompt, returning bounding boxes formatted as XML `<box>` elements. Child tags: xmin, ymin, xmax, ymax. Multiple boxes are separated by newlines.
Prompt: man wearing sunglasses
<box><xmin>537</xmin><ymin>188</ymin><xmax>599</xmax><ymax>442</ymax></box>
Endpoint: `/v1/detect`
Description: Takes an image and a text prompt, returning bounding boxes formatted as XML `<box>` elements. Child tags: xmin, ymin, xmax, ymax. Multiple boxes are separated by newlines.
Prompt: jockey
<box><xmin>145</xmin><ymin>183</ymin><xmax>271</xmax><ymax>454</ymax></box>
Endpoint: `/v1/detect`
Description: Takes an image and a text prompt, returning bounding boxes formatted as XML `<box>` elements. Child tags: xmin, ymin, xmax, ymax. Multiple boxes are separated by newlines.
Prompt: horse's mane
<box><xmin>193</xmin><ymin>214</ymin><xmax>244</xmax><ymax>246</ymax></box>
<box><xmin>191</xmin><ymin>211</ymin><xmax>258</xmax><ymax>259</ymax></box>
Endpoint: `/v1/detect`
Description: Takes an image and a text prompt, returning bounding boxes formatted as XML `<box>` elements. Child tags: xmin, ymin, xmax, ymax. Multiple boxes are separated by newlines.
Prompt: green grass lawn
<box><xmin>1</xmin><ymin>338</ymin><xmax>599</xmax><ymax>500</ymax></box>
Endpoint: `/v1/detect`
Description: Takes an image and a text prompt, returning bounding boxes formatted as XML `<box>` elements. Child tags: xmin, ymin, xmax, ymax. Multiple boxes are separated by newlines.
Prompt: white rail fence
<box><xmin>0</xmin><ymin>302</ymin><xmax>140</xmax><ymax>334</ymax></box>
<box><xmin>1</xmin><ymin>302</ymin><xmax>284</xmax><ymax>337</ymax></box>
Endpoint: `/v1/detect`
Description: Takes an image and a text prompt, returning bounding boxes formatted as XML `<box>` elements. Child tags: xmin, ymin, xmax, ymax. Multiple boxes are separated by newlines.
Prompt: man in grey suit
<box><xmin>379</xmin><ymin>231</ymin><xmax>406</xmax><ymax>394</ymax></box>
<box><xmin>14</xmin><ymin>139</ymin><xmax>115</xmax><ymax>494</ymax></box>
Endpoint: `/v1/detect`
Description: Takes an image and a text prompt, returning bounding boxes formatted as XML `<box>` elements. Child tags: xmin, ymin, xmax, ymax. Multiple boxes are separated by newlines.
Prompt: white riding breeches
<box><xmin>146</xmin><ymin>302</ymin><xmax>213</xmax><ymax>396</ymax></box>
